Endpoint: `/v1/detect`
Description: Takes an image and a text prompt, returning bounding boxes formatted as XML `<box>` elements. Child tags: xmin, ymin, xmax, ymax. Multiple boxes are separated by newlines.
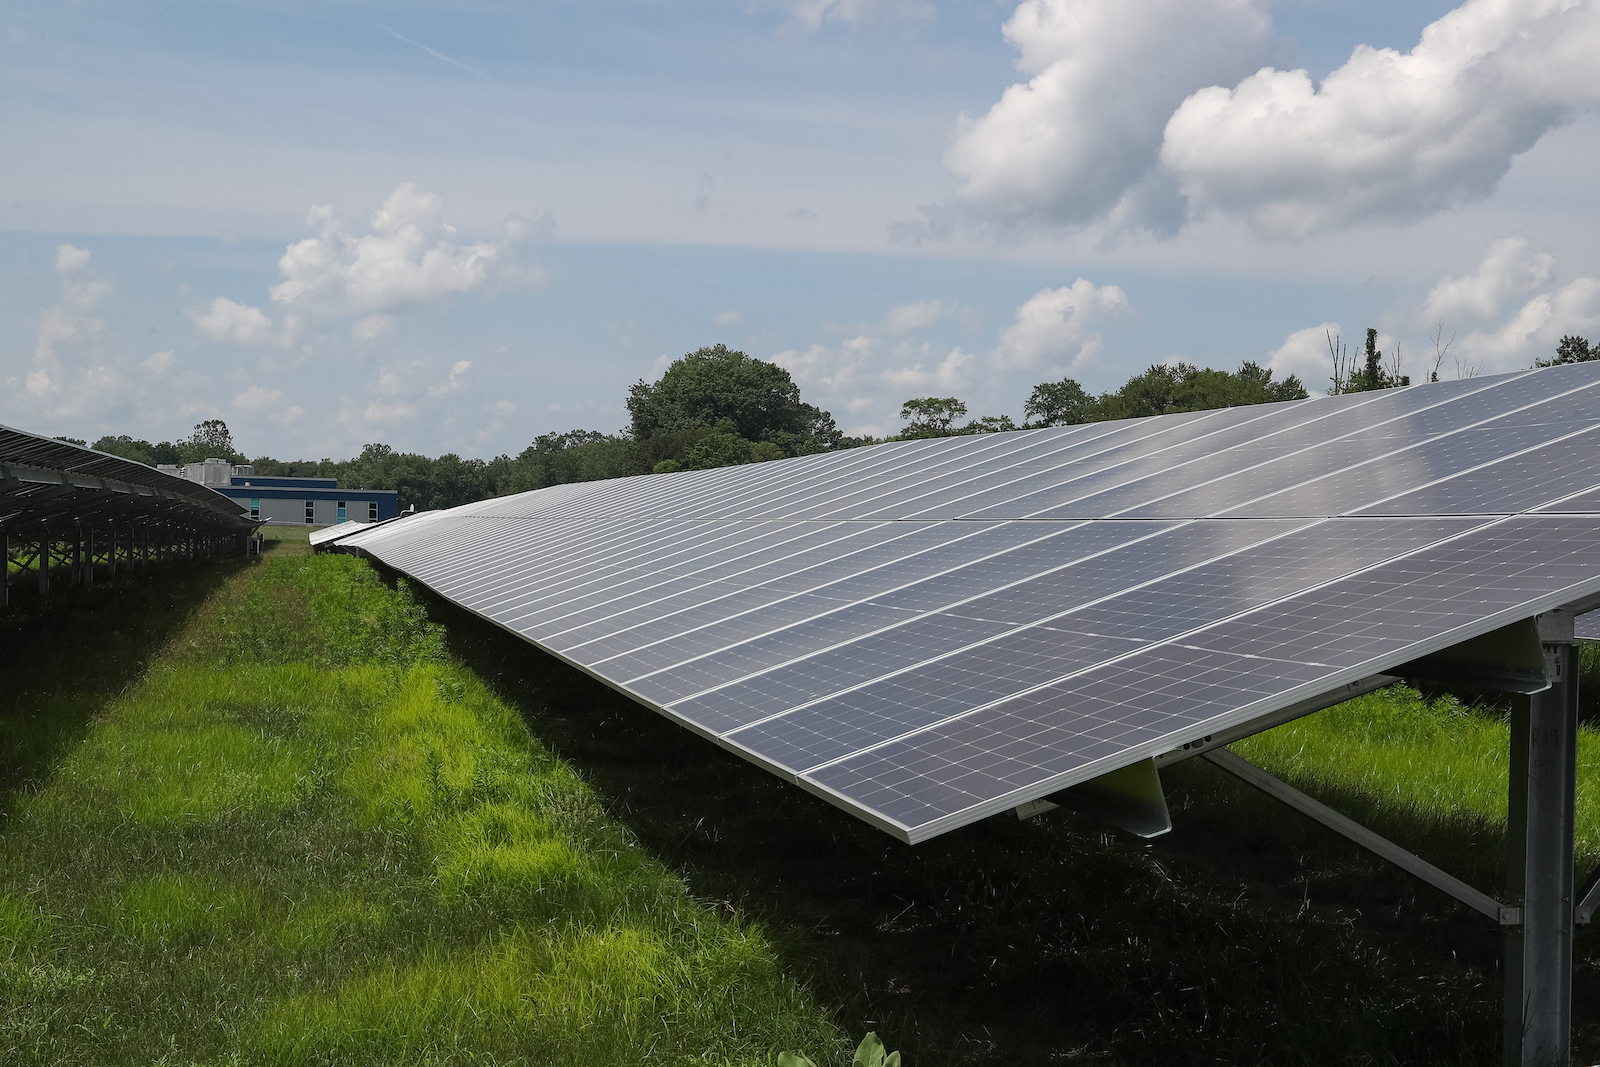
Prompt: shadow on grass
<box><xmin>0</xmin><ymin>557</ymin><xmax>250</xmax><ymax>804</ymax></box>
<box><xmin>388</xmin><ymin>571</ymin><xmax>1600</xmax><ymax>1067</ymax></box>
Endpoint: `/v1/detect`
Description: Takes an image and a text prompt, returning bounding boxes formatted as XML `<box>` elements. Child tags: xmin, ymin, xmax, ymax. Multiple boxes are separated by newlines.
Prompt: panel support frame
<box><xmin>1200</xmin><ymin>747</ymin><xmax>1519</xmax><ymax>924</ymax></box>
<box><xmin>1500</xmin><ymin>614</ymin><xmax>1578</xmax><ymax>1067</ymax></box>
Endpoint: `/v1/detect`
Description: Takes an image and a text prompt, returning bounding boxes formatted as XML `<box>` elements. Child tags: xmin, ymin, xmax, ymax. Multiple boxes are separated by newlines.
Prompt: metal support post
<box><xmin>38</xmin><ymin>526</ymin><xmax>49</xmax><ymax>596</ymax></box>
<box><xmin>85</xmin><ymin>525</ymin><xmax>95</xmax><ymax>586</ymax></box>
<box><xmin>1504</xmin><ymin>612</ymin><xmax>1578</xmax><ymax>1066</ymax></box>
<box><xmin>108</xmin><ymin>524</ymin><xmax>116</xmax><ymax>577</ymax></box>
<box><xmin>71</xmin><ymin>526</ymin><xmax>82</xmax><ymax>585</ymax></box>
<box><xmin>1578</xmin><ymin>863</ymin><xmax>1600</xmax><ymax>926</ymax></box>
<box><xmin>1</xmin><ymin>529</ymin><xmax>8</xmax><ymax>608</ymax></box>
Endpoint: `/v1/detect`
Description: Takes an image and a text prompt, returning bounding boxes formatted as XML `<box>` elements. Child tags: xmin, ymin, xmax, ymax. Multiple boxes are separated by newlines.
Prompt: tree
<box><xmin>91</xmin><ymin>435</ymin><xmax>157</xmax><ymax>465</ymax></box>
<box><xmin>1333</xmin><ymin>329</ymin><xmax>1408</xmax><ymax>393</ymax></box>
<box><xmin>897</xmin><ymin>397</ymin><xmax>967</xmax><ymax>438</ymax></box>
<box><xmin>1537</xmin><ymin>335</ymin><xmax>1597</xmax><ymax>367</ymax></box>
<box><xmin>964</xmin><ymin>415</ymin><xmax>1018</xmax><ymax>434</ymax></box>
<box><xmin>178</xmin><ymin>419</ymin><xmax>245</xmax><ymax>463</ymax></box>
<box><xmin>1024</xmin><ymin>378</ymin><xmax>1094</xmax><ymax>426</ymax></box>
<box><xmin>1023</xmin><ymin>360</ymin><xmax>1309</xmax><ymax>424</ymax></box>
<box><xmin>626</xmin><ymin>344</ymin><xmax>841</xmax><ymax>456</ymax></box>
<box><xmin>678</xmin><ymin>422</ymin><xmax>785</xmax><ymax>470</ymax></box>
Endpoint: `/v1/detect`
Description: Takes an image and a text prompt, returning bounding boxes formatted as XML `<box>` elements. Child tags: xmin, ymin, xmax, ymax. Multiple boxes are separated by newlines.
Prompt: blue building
<box><xmin>158</xmin><ymin>460</ymin><xmax>400</xmax><ymax>527</ymax></box>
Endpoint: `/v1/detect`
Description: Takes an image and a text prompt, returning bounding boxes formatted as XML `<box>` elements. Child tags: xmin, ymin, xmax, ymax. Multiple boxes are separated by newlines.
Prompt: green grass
<box><xmin>5</xmin><ymin>537</ymin><xmax>1599</xmax><ymax>1065</ymax></box>
<box><xmin>1230</xmin><ymin>685</ymin><xmax>1600</xmax><ymax>890</ymax></box>
<box><xmin>408</xmin><ymin>577</ymin><xmax>1599</xmax><ymax>1066</ymax></box>
<box><xmin>0</xmin><ymin>549</ymin><xmax>847</xmax><ymax>1066</ymax></box>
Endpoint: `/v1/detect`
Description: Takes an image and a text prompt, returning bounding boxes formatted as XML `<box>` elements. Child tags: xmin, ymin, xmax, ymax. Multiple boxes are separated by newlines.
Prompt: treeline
<box><xmin>92</xmin><ymin>327</ymin><xmax>1593</xmax><ymax>514</ymax></box>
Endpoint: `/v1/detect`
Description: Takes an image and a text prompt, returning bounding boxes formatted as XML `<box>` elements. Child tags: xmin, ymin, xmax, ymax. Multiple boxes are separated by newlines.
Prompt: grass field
<box><xmin>0</xmin><ymin>532</ymin><xmax>848</xmax><ymax>1065</ymax></box>
<box><xmin>1</xmin><ymin>529</ymin><xmax>1596</xmax><ymax>1064</ymax></box>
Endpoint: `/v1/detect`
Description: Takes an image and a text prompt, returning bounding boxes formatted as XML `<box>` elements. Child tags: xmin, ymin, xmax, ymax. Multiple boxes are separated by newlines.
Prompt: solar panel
<box><xmin>336</xmin><ymin>362</ymin><xmax>1600</xmax><ymax>842</ymax></box>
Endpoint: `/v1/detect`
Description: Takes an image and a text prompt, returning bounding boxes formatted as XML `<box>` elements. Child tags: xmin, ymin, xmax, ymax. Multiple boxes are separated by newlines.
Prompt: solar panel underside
<box><xmin>338</xmin><ymin>363</ymin><xmax>1600</xmax><ymax>842</ymax></box>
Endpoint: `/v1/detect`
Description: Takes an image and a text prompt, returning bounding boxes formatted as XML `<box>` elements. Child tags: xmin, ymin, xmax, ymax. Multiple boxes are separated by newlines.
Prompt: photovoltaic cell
<box><xmin>335</xmin><ymin>364</ymin><xmax>1600</xmax><ymax>842</ymax></box>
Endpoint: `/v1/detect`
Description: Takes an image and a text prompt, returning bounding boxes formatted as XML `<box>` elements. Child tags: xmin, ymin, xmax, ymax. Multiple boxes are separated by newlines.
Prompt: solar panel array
<box><xmin>1</xmin><ymin>421</ymin><xmax>254</xmax><ymax>536</ymax></box>
<box><xmin>335</xmin><ymin>363</ymin><xmax>1600</xmax><ymax>842</ymax></box>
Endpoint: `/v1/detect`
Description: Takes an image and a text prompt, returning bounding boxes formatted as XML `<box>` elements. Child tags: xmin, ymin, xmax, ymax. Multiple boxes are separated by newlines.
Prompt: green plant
<box><xmin>782</xmin><ymin>1030</ymin><xmax>901</xmax><ymax>1067</ymax></box>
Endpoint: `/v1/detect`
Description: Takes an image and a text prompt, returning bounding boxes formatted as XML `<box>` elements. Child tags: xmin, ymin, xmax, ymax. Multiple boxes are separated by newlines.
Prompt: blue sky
<box><xmin>5</xmin><ymin>0</ymin><xmax>1599</xmax><ymax>458</ymax></box>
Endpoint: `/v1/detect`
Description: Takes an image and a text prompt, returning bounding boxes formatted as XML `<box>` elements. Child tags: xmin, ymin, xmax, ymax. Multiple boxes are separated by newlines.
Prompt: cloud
<box><xmin>715</xmin><ymin>309</ymin><xmax>741</xmax><ymax>325</ymax></box>
<box><xmin>876</xmin><ymin>300</ymin><xmax>948</xmax><ymax>337</ymax></box>
<box><xmin>1266</xmin><ymin>323</ymin><xmax>1340</xmax><ymax>393</ymax></box>
<box><xmin>992</xmin><ymin>281</ymin><xmax>1128</xmax><ymax>370</ymax></box>
<box><xmin>784</xmin><ymin>0</ymin><xmax>932</xmax><ymax>32</ymax></box>
<box><xmin>233</xmin><ymin>385</ymin><xmax>285</xmax><ymax>409</ymax></box>
<box><xmin>267</xmin><ymin>183</ymin><xmax>546</xmax><ymax>328</ymax></box>
<box><xmin>495</xmin><ymin>399</ymin><xmax>515</xmax><ymax>414</ymax></box>
<box><xmin>1161</xmin><ymin>0</ymin><xmax>1600</xmax><ymax>239</ymax></box>
<box><xmin>343</xmin><ymin>399</ymin><xmax>420</xmax><ymax>434</ymax></box>
<box><xmin>353</xmin><ymin>314</ymin><xmax>397</xmax><ymax>340</ymax></box>
<box><xmin>28</xmin><ymin>244</ymin><xmax>111</xmax><ymax>399</ymax></box>
<box><xmin>935</xmin><ymin>0</ymin><xmax>1600</xmax><ymax>242</ymax></box>
<box><xmin>943</xmin><ymin>0</ymin><xmax>1278</xmax><ymax>234</ymax></box>
<box><xmin>1419</xmin><ymin>237</ymin><xmax>1557</xmax><ymax>325</ymax></box>
<box><xmin>428</xmin><ymin>359</ymin><xmax>472</xmax><ymax>396</ymax></box>
<box><xmin>1454</xmin><ymin>277</ymin><xmax>1600</xmax><ymax>370</ymax></box>
<box><xmin>192</xmin><ymin>296</ymin><xmax>273</xmax><ymax>344</ymax></box>
<box><xmin>774</xmin><ymin>281</ymin><xmax>1127</xmax><ymax>434</ymax></box>
<box><xmin>142</xmin><ymin>350</ymin><xmax>175</xmax><ymax>373</ymax></box>
<box><xmin>882</xmin><ymin>346</ymin><xmax>978</xmax><ymax>392</ymax></box>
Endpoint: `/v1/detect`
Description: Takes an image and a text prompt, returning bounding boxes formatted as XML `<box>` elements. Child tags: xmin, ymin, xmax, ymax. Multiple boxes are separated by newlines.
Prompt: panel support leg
<box><xmin>1504</xmin><ymin>615</ymin><xmax>1578</xmax><ymax>1066</ymax></box>
<box><xmin>1</xmin><ymin>529</ymin><xmax>8</xmax><ymax>609</ymax></box>
<box><xmin>38</xmin><ymin>526</ymin><xmax>49</xmax><ymax>597</ymax></box>
<box><xmin>85</xmin><ymin>525</ymin><xmax>95</xmax><ymax>586</ymax></box>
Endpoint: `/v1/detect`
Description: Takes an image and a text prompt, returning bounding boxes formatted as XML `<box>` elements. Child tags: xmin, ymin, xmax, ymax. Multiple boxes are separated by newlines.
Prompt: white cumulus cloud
<box><xmin>882</xmin><ymin>346</ymin><xmax>979</xmax><ymax>392</ymax></box>
<box><xmin>1161</xmin><ymin>0</ymin><xmax>1600</xmax><ymax>239</ymax></box>
<box><xmin>428</xmin><ymin>359</ymin><xmax>473</xmax><ymax>396</ymax></box>
<box><xmin>993</xmin><ymin>281</ymin><xmax>1128</xmax><ymax>370</ymax></box>
<box><xmin>192</xmin><ymin>296</ymin><xmax>273</xmax><ymax>344</ymax></box>
<box><xmin>142</xmin><ymin>349</ymin><xmax>175</xmax><ymax>374</ymax></box>
<box><xmin>773</xmin><ymin>280</ymin><xmax>1128</xmax><ymax>435</ymax></box>
<box><xmin>28</xmin><ymin>244</ymin><xmax>112</xmax><ymax>401</ymax></box>
<box><xmin>1419</xmin><ymin>237</ymin><xmax>1557</xmax><ymax>325</ymax></box>
<box><xmin>1454</xmin><ymin>277</ymin><xmax>1600</xmax><ymax>371</ymax></box>
<box><xmin>1266</xmin><ymin>323</ymin><xmax>1342</xmax><ymax>394</ymax></box>
<box><xmin>270</xmin><ymin>183</ymin><xmax>543</xmax><ymax>324</ymax></box>
<box><xmin>944</xmin><ymin>0</ymin><xmax>1278</xmax><ymax>233</ymax></box>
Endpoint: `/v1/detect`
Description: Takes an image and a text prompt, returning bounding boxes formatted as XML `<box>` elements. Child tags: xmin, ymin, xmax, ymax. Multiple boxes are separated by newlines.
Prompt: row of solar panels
<box><xmin>324</xmin><ymin>363</ymin><xmax>1600</xmax><ymax>841</ymax></box>
<box><xmin>1</xmin><ymin>422</ymin><xmax>255</xmax><ymax>537</ymax></box>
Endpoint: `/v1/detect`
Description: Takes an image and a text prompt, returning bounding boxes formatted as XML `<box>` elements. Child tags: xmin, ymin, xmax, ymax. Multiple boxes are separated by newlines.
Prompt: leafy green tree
<box><xmin>679</xmin><ymin>422</ymin><xmax>785</xmax><ymax>470</ymax></box>
<box><xmin>502</xmin><ymin>430</ymin><xmax>642</xmax><ymax>493</ymax></box>
<box><xmin>1537</xmin><ymin>335</ymin><xmax>1597</xmax><ymax>367</ymax></box>
<box><xmin>898</xmin><ymin>397</ymin><xmax>968</xmax><ymax>438</ymax></box>
<box><xmin>964</xmin><ymin>414</ymin><xmax>1019</xmax><ymax>434</ymax></box>
<box><xmin>177</xmin><ymin>419</ymin><xmax>246</xmax><ymax>463</ymax></box>
<box><xmin>626</xmin><ymin>344</ymin><xmax>841</xmax><ymax>456</ymax></box>
<box><xmin>1024</xmin><ymin>378</ymin><xmax>1094</xmax><ymax>426</ymax></box>
<box><xmin>90</xmin><ymin>435</ymin><xmax>157</xmax><ymax>465</ymax></box>
<box><xmin>1025</xmin><ymin>360</ymin><xmax>1308</xmax><ymax>424</ymax></box>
